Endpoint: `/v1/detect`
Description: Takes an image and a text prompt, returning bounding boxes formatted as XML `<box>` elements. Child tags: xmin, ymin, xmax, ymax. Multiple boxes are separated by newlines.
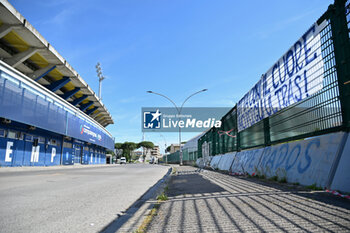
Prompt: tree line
<box><xmin>115</xmin><ymin>141</ymin><xmax>154</xmax><ymax>162</ymax></box>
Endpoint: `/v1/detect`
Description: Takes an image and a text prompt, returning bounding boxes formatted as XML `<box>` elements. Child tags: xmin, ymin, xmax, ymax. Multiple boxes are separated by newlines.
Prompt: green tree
<box><xmin>115</xmin><ymin>142</ymin><xmax>138</xmax><ymax>161</ymax></box>
<box><xmin>166</xmin><ymin>146</ymin><xmax>171</xmax><ymax>152</ymax></box>
<box><xmin>138</xmin><ymin>141</ymin><xmax>154</xmax><ymax>161</ymax></box>
<box><xmin>138</xmin><ymin>141</ymin><xmax>154</xmax><ymax>149</ymax></box>
<box><xmin>115</xmin><ymin>143</ymin><xmax>123</xmax><ymax>149</ymax></box>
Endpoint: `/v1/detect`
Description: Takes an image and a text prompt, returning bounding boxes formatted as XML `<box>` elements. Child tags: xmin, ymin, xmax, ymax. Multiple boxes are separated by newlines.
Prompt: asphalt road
<box><xmin>0</xmin><ymin>164</ymin><xmax>169</xmax><ymax>233</ymax></box>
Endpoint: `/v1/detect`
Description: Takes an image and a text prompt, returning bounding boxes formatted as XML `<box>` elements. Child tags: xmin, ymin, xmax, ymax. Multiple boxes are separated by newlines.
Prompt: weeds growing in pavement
<box><xmin>306</xmin><ymin>183</ymin><xmax>323</xmax><ymax>190</ymax></box>
<box><xmin>134</xmin><ymin>203</ymin><xmax>161</xmax><ymax>233</ymax></box>
<box><xmin>157</xmin><ymin>193</ymin><xmax>168</xmax><ymax>201</ymax></box>
<box><xmin>279</xmin><ymin>177</ymin><xmax>287</xmax><ymax>183</ymax></box>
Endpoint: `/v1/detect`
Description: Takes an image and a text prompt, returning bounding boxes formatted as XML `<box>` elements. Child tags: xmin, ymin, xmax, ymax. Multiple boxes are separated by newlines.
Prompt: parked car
<box><xmin>120</xmin><ymin>157</ymin><xmax>126</xmax><ymax>164</ymax></box>
<box><xmin>150</xmin><ymin>156</ymin><xmax>158</xmax><ymax>164</ymax></box>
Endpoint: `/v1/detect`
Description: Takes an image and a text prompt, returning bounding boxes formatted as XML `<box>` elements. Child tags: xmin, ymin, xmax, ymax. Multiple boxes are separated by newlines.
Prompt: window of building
<box><xmin>25</xmin><ymin>134</ymin><xmax>33</xmax><ymax>142</ymax></box>
<box><xmin>63</xmin><ymin>142</ymin><xmax>72</xmax><ymax>148</ymax></box>
<box><xmin>7</xmin><ymin>130</ymin><xmax>16</xmax><ymax>139</ymax></box>
<box><xmin>49</xmin><ymin>139</ymin><xmax>58</xmax><ymax>146</ymax></box>
<box><xmin>38</xmin><ymin>137</ymin><xmax>45</xmax><ymax>144</ymax></box>
<box><xmin>17</xmin><ymin>132</ymin><xmax>24</xmax><ymax>140</ymax></box>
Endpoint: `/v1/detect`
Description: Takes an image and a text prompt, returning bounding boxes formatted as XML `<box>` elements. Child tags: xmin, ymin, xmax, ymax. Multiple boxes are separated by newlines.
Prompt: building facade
<box><xmin>0</xmin><ymin>0</ymin><xmax>114</xmax><ymax>166</ymax></box>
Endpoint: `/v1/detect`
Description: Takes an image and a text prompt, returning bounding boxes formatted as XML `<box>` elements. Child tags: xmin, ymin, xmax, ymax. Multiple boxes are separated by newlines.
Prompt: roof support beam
<box><xmin>80</xmin><ymin>101</ymin><xmax>94</xmax><ymax>112</ymax></box>
<box><xmin>95</xmin><ymin>115</ymin><xmax>105</xmax><ymax>122</ymax></box>
<box><xmin>61</xmin><ymin>87</ymin><xmax>80</xmax><ymax>100</ymax></box>
<box><xmin>0</xmin><ymin>24</ymin><xmax>22</xmax><ymax>39</ymax></box>
<box><xmin>100</xmin><ymin>119</ymin><xmax>108</xmax><ymax>125</ymax></box>
<box><xmin>71</xmin><ymin>95</ymin><xmax>88</xmax><ymax>106</ymax></box>
<box><xmin>4</xmin><ymin>48</ymin><xmax>38</xmax><ymax>68</ymax></box>
<box><xmin>46</xmin><ymin>76</ymin><xmax>70</xmax><ymax>92</ymax></box>
<box><xmin>86</xmin><ymin>106</ymin><xmax>98</xmax><ymax>115</ymax></box>
<box><xmin>31</xmin><ymin>64</ymin><xmax>56</xmax><ymax>81</ymax></box>
<box><xmin>91</xmin><ymin>111</ymin><xmax>101</xmax><ymax>118</ymax></box>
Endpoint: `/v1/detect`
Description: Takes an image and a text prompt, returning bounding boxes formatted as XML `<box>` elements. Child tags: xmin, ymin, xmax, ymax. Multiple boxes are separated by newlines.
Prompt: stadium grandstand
<box><xmin>0</xmin><ymin>0</ymin><xmax>115</xmax><ymax>166</ymax></box>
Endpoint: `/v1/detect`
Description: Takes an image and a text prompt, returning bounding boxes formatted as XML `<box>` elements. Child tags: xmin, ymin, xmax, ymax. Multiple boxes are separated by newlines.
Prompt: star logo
<box><xmin>150</xmin><ymin>109</ymin><xmax>161</xmax><ymax>122</ymax></box>
<box><xmin>143</xmin><ymin>109</ymin><xmax>161</xmax><ymax>129</ymax></box>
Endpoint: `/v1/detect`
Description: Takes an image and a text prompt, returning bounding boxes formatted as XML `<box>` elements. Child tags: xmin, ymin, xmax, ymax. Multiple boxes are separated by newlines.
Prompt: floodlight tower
<box><xmin>95</xmin><ymin>62</ymin><xmax>105</xmax><ymax>100</ymax></box>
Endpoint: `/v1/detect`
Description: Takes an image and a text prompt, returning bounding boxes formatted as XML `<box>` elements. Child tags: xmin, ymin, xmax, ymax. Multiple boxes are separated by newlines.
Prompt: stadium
<box><xmin>0</xmin><ymin>0</ymin><xmax>115</xmax><ymax>166</ymax></box>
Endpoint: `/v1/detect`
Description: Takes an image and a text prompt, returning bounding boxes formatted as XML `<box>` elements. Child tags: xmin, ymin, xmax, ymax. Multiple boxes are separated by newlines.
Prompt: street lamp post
<box><xmin>147</xmin><ymin>89</ymin><xmax>208</xmax><ymax>165</ymax></box>
<box><xmin>159</xmin><ymin>133</ymin><xmax>167</xmax><ymax>164</ymax></box>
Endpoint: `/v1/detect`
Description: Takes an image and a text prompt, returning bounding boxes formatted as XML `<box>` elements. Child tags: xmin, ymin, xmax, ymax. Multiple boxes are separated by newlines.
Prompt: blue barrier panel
<box><xmin>210</xmin><ymin>155</ymin><xmax>222</xmax><ymax>170</ymax></box>
<box><xmin>97</xmin><ymin>150</ymin><xmax>100</xmax><ymax>164</ymax></box>
<box><xmin>44</xmin><ymin>144</ymin><xmax>61</xmax><ymax>166</ymax></box>
<box><xmin>241</xmin><ymin>148</ymin><xmax>265</xmax><ymax>174</ymax></box>
<box><xmin>257</xmin><ymin>132</ymin><xmax>346</xmax><ymax>187</ymax></box>
<box><xmin>82</xmin><ymin>146</ymin><xmax>89</xmax><ymax>164</ymax></box>
<box><xmin>74</xmin><ymin>146</ymin><xmax>82</xmax><ymax>164</ymax></box>
<box><xmin>231</xmin><ymin>151</ymin><xmax>248</xmax><ymax>174</ymax></box>
<box><xmin>33</xmin><ymin>136</ymin><xmax>46</xmax><ymax>166</ymax></box>
<box><xmin>0</xmin><ymin>137</ymin><xmax>16</xmax><ymax>167</ymax></box>
<box><xmin>12</xmin><ymin>138</ymin><xmax>25</xmax><ymax>167</ymax></box>
<box><xmin>93</xmin><ymin>149</ymin><xmax>97</xmax><ymax>164</ymax></box>
<box><xmin>21</xmin><ymin>134</ymin><xmax>46</xmax><ymax>166</ymax></box>
<box><xmin>44</xmin><ymin>137</ymin><xmax>61</xmax><ymax>166</ymax></box>
<box><xmin>231</xmin><ymin>148</ymin><xmax>264</xmax><ymax>175</ymax></box>
<box><xmin>23</xmin><ymin>137</ymin><xmax>33</xmax><ymax>166</ymax></box>
<box><xmin>73</xmin><ymin>140</ymin><xmax>84</xmax><ymax>164</ymax></box>
<box><xmin>62</xmin><ymin>140</ymin><xmax>73</xmax><ymax>165</ymax></box>
<box><xmin>217</xmin><ymin>152</ymin><xmax>236</xmax><ymax>171</ymax></box>
<box><xmin>62</xmin><ymin>148</ymin><xmax>73</xmax><ymax>165</ymax></box>
<box><xmin>88</xmin><ymin>148</ymin><xmax>94</xmax><ymax>164</ymax></box>
<box><xmin>330</xmin><ymin>133</ymin><xmax>350</xmax><ymax>193</ymax></box>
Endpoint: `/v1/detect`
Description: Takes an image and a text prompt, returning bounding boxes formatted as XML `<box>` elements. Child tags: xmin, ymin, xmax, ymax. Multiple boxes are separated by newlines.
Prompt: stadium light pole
<box><xmin>95</xmin><ymin>62</ymin><xmax>105</xmax><ymax>100</ymax></box>
<box><xmin>147</xmin><ymin>89</ymin><xmax>208</xmax><ymax>165</ymax></box>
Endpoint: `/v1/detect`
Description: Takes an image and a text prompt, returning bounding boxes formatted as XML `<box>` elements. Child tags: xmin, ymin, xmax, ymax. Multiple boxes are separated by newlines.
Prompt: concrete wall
<box><xmin>257</xmin><ymin>132</ymin><xmax>345</xmax><ymax>188</ymax></box>
<box><xmin>210</xmin><ymin>155</ymin><xmax>222</xmax><ymax>170</ymax></box>
<box><xmin>231</xmin><ymin>148</ymin><xmax>265</xmax><ymax>175</ymax></box>
<box><xmin>212</xmin><ymin>132</ymin><xmax>349</xmax><ymax>193</ymax></box>
<box><xmin>330</xmin><ymin>134</ymin><xmax>350</xmax><ymax>193</ymax></box>
<box><xmin>217</xmin><ymin>152</ymin><xmax>236</xmax><ymax>171</ymax></box>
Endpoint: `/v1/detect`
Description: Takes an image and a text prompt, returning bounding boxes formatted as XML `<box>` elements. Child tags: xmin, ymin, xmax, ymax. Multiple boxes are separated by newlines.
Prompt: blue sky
<box><xmin>11</xmin><ymin>0</ymin><xmax>332</xmax><ymax>153</ymax></box>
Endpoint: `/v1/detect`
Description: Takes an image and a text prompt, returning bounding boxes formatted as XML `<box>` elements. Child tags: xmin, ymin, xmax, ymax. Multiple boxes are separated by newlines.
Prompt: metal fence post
<box><xmin>323</xmin><ymin>0</ymin><xmax>350</xmax><ymax>130</ymax></box>
<box><xmin>263</xmin><ymin>118</ymin><xmax>271</xmax><ymax>146</ymax></box>
<box><xmin>235</xmin><ymin>110</ymin><xmax>241</xmax><ymax>152</ymax></box>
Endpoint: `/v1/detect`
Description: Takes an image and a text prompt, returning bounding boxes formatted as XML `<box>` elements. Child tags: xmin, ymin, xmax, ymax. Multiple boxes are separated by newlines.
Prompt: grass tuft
<box><xmin>134</xmin><ymin>203</ymin><xmax>160</xmax><ymax>233</ymax></box>
<box><xmin>306</xmin><ymin>183</ymin><xmax>323</xmax><ymax>190</ymax></box>
<box><xmin>279</xmin><ymin>177</ymin><xmax>287</xmax><ymax>183</ymax></box>
<box><xmin>157</xmin><ymin>193</ymin><xmax>168</xmax><ymax>201</ymax></box>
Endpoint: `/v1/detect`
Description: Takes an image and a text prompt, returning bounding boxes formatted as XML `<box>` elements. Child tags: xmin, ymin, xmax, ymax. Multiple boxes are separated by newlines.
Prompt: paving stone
<box><xmin>147</xmin><ymin>166</ymin><xmax>350</xmax><ymax>233</ymax></box>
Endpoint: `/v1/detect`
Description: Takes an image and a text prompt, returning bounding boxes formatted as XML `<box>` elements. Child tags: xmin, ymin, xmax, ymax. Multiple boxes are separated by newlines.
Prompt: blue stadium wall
<box><xmin>0</xmin><ymin>61</ymin><xmax>114</xmax><ymax>167</ymax></box>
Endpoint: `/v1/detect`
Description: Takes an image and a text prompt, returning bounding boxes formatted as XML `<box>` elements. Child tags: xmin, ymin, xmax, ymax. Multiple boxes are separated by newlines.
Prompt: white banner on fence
<box><xmin>237</xmin><ymin>20</ymin><xmax>328</xmax><ymax>132</ymax></box>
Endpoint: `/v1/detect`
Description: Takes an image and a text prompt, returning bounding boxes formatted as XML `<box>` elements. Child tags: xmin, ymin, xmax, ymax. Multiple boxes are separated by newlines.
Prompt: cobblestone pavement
<box><xmin>147</xmin><ymin>166</ymin><xmax>350</xmax><ymax>233</ymax></box>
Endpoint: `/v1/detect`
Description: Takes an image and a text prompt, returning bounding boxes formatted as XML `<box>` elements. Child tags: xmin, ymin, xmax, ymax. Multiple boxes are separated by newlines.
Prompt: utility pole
<box><xmin>95</xmin><ymin>62</ymin><xmax>105</xmax><ymax>100</ymax></box>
